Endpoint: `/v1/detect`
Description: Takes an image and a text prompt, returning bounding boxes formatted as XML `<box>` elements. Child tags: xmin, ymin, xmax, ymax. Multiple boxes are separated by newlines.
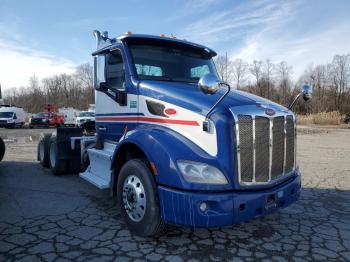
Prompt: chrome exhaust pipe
<box><xmin>93</xmin><ymin>30</ymin><xmax>101</xmax><ymax>48</ymax></box>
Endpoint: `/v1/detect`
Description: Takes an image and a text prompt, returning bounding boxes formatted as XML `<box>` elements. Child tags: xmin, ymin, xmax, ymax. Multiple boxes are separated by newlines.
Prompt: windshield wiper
<box><xmin>139</xmin><ymin>75</ymin><xmax>175</xmax><ymax>81</ymax></box>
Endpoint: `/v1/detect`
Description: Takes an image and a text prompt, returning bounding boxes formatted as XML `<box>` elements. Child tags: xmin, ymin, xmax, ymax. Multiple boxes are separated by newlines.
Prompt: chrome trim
<box><xmin>294</xmin><ymin>115</ymin><xmax>297</xmax><ymax>170</ymax></box>
<box><xmin>230</xmin><ymin>105</ymin><xmax>296</xmax><ymax>187</ymax></box>
<box><xmin>268</xmin><ymin>118</ymin><xmax>273</xmax><ymax>181</ymax></box>
<box><xmin>252</xmin><ymin>116</ymin><xmax>256</xmax><ymax>183</ymax></box>
<box><xmin>235</xmin><ymin>118</ymin><xmax>242</xmax><ymax>184</ymax></box>
<box><xmin>283</xmin><ymin>115</ymin><xmax>287</xmax><ymax>175</ymax></box>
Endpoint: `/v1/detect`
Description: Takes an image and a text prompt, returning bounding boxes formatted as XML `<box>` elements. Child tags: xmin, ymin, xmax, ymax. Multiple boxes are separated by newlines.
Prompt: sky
<box><xmin>0</xmin><ymin>0</ymin><xmax>349</xmax><ymax>90</ymax></box>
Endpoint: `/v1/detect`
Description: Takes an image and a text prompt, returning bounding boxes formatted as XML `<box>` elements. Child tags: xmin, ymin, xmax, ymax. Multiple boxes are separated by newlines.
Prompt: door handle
<box><xmin>98</xmin><ymin>126</ymin><xmax>107</xmax><ymax>131</ymax></box>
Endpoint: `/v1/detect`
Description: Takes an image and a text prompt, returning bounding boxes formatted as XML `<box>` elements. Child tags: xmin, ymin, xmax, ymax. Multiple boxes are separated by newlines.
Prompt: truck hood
<box><xmin>139</xmin><ymin>80</ymin><xmax>289</xmax><ymax>116</ymax></box>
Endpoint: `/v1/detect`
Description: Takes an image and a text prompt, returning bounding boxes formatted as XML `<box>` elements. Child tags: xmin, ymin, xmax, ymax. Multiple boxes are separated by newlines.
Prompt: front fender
<box><xmin>112</xmin><ymin>125</ymin><xmax>232</xmax><ymax>191</ymax></box>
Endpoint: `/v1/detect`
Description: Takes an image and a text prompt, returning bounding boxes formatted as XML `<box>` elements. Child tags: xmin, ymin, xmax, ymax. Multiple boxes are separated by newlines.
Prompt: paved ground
<box><xmin>0</xmin><ymin>127</ymin><xmax>350</xmax><ymax>261</ymax></box>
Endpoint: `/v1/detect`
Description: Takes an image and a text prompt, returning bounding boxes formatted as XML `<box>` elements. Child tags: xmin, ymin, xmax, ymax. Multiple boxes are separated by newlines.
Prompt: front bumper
<box><xmin>158</xmin><ymin>172</ymin><xmax>301</xmax><ymax>228</ymax></box>
<box><xmin>0</xmin><ymin>122</ymin><xmax>14</xmax><ymax>127</ymax></box>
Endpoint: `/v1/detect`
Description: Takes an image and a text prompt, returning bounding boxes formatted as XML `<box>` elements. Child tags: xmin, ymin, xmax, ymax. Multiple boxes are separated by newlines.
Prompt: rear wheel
<box><xmin>37</xmin><ymin>134</ymin><xmax>52</xmax><ymax>168</ymax></box>
<box><xmin>49</xmin><ymin>136</ymin><xmax>68</xmax><ymax>175</ymax></box>
<box><xmin>117</xmin><ymin>159</ymin><xmax>164</xmax><ymax>236</ymax></box>
<box><xmin>0</xmin><ymin>137</ymin><xmax>5</xmax><ymax>162</ymax></box>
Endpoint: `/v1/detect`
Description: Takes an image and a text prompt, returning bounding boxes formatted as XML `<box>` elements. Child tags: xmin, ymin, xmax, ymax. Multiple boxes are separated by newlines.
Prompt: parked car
<box><xmin>0</xmin><ymin>105</ymin><xmax>26</xmax><ymax>128</ymax></box>
<box><xmin>30</xmin><ymin>112</ymin><xmax>64</xmax><ymax>128</ymax></box>
<box><xmin>76</xmin><ymin>111</ymin><xmax>95</xmax><ymax>127</ymax></box>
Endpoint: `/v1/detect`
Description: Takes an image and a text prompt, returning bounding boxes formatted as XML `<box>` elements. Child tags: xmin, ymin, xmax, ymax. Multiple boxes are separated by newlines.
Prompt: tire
<box><xmin>49</xmin><ymin>136</ymin><xmax>68</xmax><ymax>175</ymax></box>
<box><xmin>117</xmin><ymin>159</ymin><xmax>164</xmax><ymax>237</ymax></box>
<box><xmin>0</xmin><ymin>137</ymin><xmax>5</xmax><ymax>162</ymax></box>
<box><xmin>37</xmin><ymin>134</ymin><xmax>52</xmax><ymax>168</ymax></box>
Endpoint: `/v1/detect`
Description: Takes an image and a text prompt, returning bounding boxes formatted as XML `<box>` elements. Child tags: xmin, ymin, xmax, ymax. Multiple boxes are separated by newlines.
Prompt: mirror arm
<box><xmin>288</xmin><ymin>93</ymin><xmax>302</xmax><ymax>110</ymax></box>
<box><xmin>203</xmin><ymin>82</ymin><xmax>231</xmax><ymax>132</ymax></box>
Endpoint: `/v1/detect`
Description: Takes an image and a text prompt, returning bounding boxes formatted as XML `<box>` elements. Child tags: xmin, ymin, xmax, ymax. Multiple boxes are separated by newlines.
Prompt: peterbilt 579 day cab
<box><xmin>37</xmin><ymin>31</ymin><xmax>312</xmax><ymax>236</ymax></box>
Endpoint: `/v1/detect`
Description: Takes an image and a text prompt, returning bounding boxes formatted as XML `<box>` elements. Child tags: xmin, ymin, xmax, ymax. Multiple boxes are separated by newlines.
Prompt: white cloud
<box><xmin>178</xmin><ymin>0</ymin><xmax>350</xmax><ymax>79</ymax></box>
<box><xmin>0</xmin><ymin>38</ymin><xmax>76</xmax><ymax>90</ymax></box>
<box><xmin>0</xmin><ymin>20</ymin><xmax>76</xmax><ymax>90</ymax></box>
<box><xmin>232</xmin><ymin>14</ymin><xmax>350</xmax><ymax>79</ymax></box>
<box><xmin>178</xmin><ymin>0</ymin><xmax>293</xmax><ymax>46</ymax></box>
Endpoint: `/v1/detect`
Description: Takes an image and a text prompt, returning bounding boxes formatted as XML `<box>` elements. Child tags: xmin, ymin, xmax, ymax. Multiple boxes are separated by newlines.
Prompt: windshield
<box><xmin>78</xmin><ymin>112</ymin><xmax>95</xmax><ymax>117</ymax></box>
<box><xmin>128</xmin><ymin>42</ymin><xmax>219</xmax><ymax>83</ymax></box>
<box><xmin>0</xmin><ymin>112</ymin><xmax>14</xmax><ymax>118</ymax></box>
<box><xmin>34</xmin><ymin>113</ymin><xmax>49</xmax><ymax>118</ymax></box>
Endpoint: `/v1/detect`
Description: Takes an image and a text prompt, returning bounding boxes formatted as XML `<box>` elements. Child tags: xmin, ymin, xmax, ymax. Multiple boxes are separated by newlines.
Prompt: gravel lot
<box><xmin>0</xmin><ymin>126</ymin><xmax>349</xmax><ymax>261</ymax></box>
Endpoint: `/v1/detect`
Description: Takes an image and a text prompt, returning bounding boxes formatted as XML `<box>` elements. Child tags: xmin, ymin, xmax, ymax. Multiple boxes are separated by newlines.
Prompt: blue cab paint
<box><xmin>94</xmin><ymin>33</ymin><xmax>301</xmax><ymax>228</ymax></box>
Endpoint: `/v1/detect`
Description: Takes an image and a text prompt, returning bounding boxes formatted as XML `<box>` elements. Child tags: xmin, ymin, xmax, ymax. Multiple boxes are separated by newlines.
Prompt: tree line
<box><xmin>215</xmin><ymin>54</ymin><xmax>350</xmax><ymax>115</ymax></box>
<box><xmin>2</xmin><ymin>53</ymin><xmax>350</xmax><ymax>116</ymax></box>
<box><xmin>3</xmin><ymin>63</ymin><xmax>94</xmax><ymax>113</ymax></box>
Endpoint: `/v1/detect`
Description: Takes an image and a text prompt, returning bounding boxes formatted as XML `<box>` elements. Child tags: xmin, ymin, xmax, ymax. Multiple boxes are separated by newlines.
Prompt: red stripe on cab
<box><xmin>95</xmin><ymin>116</ymin><xmax>199</xmax><ymax>126</ymax></box>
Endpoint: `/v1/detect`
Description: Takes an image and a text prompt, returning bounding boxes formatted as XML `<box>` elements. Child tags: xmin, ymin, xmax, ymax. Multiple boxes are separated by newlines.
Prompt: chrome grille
<box><xmin>271</xmin><ymin>116</ymin><xmax>285</xmax><ymax>179</ymax></box>
<box><xmin>237</xmin><ymin>115</ymin><xmax>253</xmax><ymax>182</ymax></box>
<box><xmin>285</xmin><ymin>116</ymin><xmax>295</xmax><ymax>174</ymax></box>
<box><xmin>236</xmin><ymin>114</ymin><xmax>295</xmax><ymax>185</ymax></box>
<box><xmin>255</xmin><ymin>117</ymin><xmax>270</xmax><ymax>182</ymax></box>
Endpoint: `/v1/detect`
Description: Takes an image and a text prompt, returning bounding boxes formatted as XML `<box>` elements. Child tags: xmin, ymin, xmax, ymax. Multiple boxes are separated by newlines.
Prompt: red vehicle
<box><xmin>30</xmin><ymin>104</ymin><xmax>65</xmax><ymax>128</ymax></box>
<box><xmin>29</xmin><ymin>112</ymin><xmax>64</xmax><ymax>128</ymax></box>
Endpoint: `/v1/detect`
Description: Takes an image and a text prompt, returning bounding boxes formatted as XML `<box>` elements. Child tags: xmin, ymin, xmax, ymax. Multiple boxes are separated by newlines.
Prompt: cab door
<box><xmin>94</xmin><ymin>47</ymin><xmax>138</xmax><ymax>142</ymax></box>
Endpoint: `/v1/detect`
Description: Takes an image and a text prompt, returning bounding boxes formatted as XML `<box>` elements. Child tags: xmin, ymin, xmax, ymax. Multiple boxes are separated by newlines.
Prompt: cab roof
<box><xmin>92</xmin><ymin>33</ymin><xmax>217</xmax><ymax>57</ymax></box>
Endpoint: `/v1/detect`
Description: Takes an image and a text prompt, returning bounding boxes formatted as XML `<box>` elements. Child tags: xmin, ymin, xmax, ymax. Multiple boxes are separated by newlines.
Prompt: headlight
<box><xmin>7</xmin><ymin>119</ymin><xmax>14</xmax><ymax>123</ymax></box>
<box><xmin>42</xmin><ymin>119</ymin><xmax>48</xmax><ymax>122</ymax></box>
<box><xmin>177</xmin><ymin>160</ymin><xmax>228</xmax><ymax>185</ymax></box>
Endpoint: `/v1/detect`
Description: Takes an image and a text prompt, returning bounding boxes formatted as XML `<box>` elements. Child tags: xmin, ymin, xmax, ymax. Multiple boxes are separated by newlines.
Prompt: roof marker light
<box><xmin>160</xmin><ymin>33</ymin><xmax>166</xmax><ymax>37</ymax></box>
<box><xmin>124</xmin><ymin>31</ymin><xmax>132</xmax><ymax>35</ymax></box>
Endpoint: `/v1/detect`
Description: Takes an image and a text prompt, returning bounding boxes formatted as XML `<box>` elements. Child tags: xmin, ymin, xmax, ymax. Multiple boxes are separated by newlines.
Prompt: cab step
<box><xmin>79</xmin><ymin>142</ymin><xmax>116</xmax><ymax>189</ymax></box>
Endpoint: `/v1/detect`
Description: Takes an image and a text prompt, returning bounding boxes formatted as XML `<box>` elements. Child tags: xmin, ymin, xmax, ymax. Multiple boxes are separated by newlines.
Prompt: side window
<box><xmin>106</xmin><ymin>50</ymin><xmax>125</xmax><ymax>90</ymax></box>
<box><xmin>190</xmin><ymin>65</ymin><xmax>210</xmax><ymax>78</ymax></box>
<box><xmin>95</xmin><ymin>55</ymin><xmax>106</xmax><ymax>87</ymax></box>
<box><xmin>135</xmin><ymin>64</ymin><xmax>162</xmax><ymax>76</ymax></box>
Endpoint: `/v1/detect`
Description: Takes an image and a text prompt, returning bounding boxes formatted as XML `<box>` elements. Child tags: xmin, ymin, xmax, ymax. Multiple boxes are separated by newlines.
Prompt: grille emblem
<box><xmin>265</xmin><ymin>108</ymin><xmax>276</xmax><ymax>116</ymax></box>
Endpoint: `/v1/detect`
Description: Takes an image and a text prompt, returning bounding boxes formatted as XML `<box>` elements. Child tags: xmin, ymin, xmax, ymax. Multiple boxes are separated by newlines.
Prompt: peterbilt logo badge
<box><xmin>265</xmin><ymin>108</ymin><xmax>276</xmax><ymax>116</ymax></box>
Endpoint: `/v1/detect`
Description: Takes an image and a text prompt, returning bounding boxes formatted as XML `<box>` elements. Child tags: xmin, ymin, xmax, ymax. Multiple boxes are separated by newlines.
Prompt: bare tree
<box><xmin>232</xmin><ymin>59</ymin><xmax>248</xmax><ymax>89</ymax></box>
<box><xmin>277</xmin><ymin>61</ymin><xmax>293</xmax><ymax>106</ymax></box>
<box><xmin>250</xmin><ymin>60</ymin><xmax>263</xmax><ymax>96</ymax></box>
<box><xmin>262</xmin><ymin>59</ymin><xmax>275</xmax><ymax>99</ymax></box>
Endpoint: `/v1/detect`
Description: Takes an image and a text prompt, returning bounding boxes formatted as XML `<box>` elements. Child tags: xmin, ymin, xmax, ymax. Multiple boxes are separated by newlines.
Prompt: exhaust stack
<box><xmin>93</xmin><ymin>30</ymin><xmax>102</xmax><ymax>48</ymax></box>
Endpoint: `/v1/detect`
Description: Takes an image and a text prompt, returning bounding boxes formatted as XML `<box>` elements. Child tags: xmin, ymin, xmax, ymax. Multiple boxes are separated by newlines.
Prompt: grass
<box><xmin>297</xmin><ymin>111</ymin><xmax>343</xmax><ymax>125</ymax></box>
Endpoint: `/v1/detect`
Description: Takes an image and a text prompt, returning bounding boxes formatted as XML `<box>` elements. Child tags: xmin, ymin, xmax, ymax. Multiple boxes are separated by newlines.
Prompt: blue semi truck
<box><xmin>37</xmin><ymin>30</ymin><xmax>312</xmax><ymax>236</ymax></box>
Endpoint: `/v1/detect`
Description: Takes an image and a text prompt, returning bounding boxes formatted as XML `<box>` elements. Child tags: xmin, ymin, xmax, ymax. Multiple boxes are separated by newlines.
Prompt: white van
<box><xmin>59</xmin><ymin>107</ymin><xmax>77</xmax><ymax>127</ymax></box>
<box><xmin>0</xmin><ymin>106</ymin><xmax>26</xmax><ymax>128</ymax></box>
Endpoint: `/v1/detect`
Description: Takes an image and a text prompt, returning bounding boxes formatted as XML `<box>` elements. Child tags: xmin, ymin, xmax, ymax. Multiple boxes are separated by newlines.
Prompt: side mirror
<box><xmin>288</xmin><ymin>83</ymin><xmax>313</xmax><ymax>110</ymax></box>
<box><xmin>13</xmin><ymin>114</ymin><xmax>17</xmax><ymax>119</ymax></box>
<box><xmin>302</xmin><ymin>84</ymin><xmax>312</xmax><ymax>101</ymax></box>
<box><xmin>198</xmin><ymin>74</ymin><xmax>221</xmax><ymax>95</ymax></box>
<box><xmin>99</xmin><ymin>82</ymin><xmax>108</xmax><ymax>91</ymax></box>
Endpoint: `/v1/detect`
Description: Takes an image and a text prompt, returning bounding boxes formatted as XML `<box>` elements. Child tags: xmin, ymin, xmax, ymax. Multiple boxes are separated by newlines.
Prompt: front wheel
<box><xmin>117</xmin><ymin>159</ymin><xmax>164</xmax><ymax>236</ymax></box>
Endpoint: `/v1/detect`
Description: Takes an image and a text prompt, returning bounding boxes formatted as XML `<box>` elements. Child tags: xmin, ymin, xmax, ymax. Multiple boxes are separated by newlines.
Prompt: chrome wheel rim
<box><xmin>39</xmin><ymin>142</ymin><xmax>45</xmax><ymax>161</ymax></box>
<box><xmin>49</xmin><ymin>144</ymin><xmax>56</xmax><ymax>168</ymax></box>
<box><xmin>122</xmin><ymin>175</ymin><xmax>146</xmax><ymax>222</ymax></box>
